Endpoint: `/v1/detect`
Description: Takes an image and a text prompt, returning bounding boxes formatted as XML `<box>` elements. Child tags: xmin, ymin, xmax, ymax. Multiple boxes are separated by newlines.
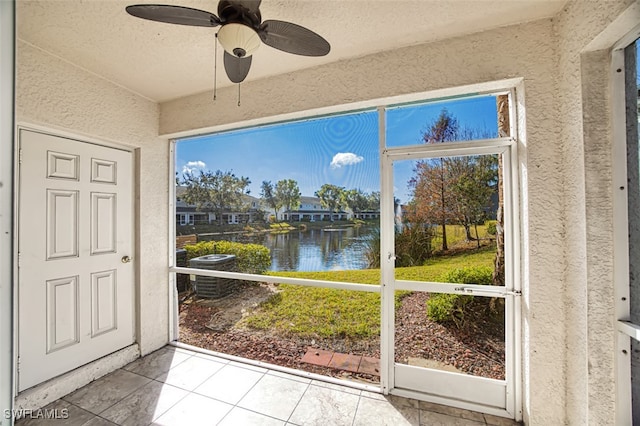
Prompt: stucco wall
<box><xmin>553</xmin><ymin>0</ymin><xmax>636</xmax><ymax>424</ymax></box>
<box><xmin>160</xmin><ymin>19</ymin><xmax>565</xmax><ymax>424</ymax></box>
<box><xmin>15</xmin><ymin>41</ymin><xmax>169</xmax><ymax>356</ymax></box>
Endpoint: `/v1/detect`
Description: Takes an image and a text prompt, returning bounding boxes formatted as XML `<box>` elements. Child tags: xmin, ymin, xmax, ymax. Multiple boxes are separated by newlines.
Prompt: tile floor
<box><xmin>16</xmin><ymin>346</ymin><xmax>519</xmax><ymax>426</ymax></box>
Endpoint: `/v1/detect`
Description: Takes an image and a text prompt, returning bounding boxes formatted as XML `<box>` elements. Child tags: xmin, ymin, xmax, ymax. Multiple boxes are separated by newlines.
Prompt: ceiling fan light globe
<box><xmin>217</xmin><ymin>23</ymin><xmax>260</xmax><ymax>58</ymax></box>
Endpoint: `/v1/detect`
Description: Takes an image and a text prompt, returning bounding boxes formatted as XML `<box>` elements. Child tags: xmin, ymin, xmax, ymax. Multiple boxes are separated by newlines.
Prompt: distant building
<box><xmin>283</xmin><ymin>196</ymin><xmax>347</xmax><ymax>222</ymax></box>
<box><xmin>175</xmin><ymin>187</ymin><xmax>265</xmax><ymax>225</ymax></box>
<box><xmin>176</xmin><ymin>189</ymin><xmax>379</xmax><ymax>224</ymax></box>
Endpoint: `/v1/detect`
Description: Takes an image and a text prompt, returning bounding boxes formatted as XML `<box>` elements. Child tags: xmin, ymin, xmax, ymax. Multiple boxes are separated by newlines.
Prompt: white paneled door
<box><xmin>18</xmin><ymin>130</ymin><xmax>135</xmax><ymax>391</ymax></box>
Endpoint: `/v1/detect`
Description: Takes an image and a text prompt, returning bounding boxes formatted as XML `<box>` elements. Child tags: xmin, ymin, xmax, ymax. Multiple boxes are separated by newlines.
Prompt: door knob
<box><xmin>121</xmin><ymin>255</ymin><xmax>132</xmax><ymax>264</ymax></box>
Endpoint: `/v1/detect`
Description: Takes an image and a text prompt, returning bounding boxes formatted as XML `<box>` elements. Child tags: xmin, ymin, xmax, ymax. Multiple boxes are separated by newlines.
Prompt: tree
<box><xmin>408</xmin><ymin>157</ymin><xmax>457</xmax><ymax>250</ymax></box>
<box><xmin>315</xmin><ymin>184</ymin><xmax>345</xmax><ymax>221</ymax></box>
<box><xmin>408</xmin><ymin>109</ymin><xmax>461</xmax><ymax>250</ymax></box>
<box><xmin>448</xmin><ymin>155</ymin><xmax>498</xmax><ymax>244</ymax></box>
<box><xmin>260</xmin><ymin>180</ymin><xmax>280</xmax><ymax>220</ymax></box>
<box><xmin>409</xmin><ymin>108</ymin><xmax>497</xmax><ymax>251</ymax></box>
<box><xmin>180</xmin><ymin>170</ymin><xmax>251</xmax><ymax>225</ymax></box>
<box><xmin>367</xmin><ymin>191</ymin><xmax>380</xmax><ymax>211</ymax></box>
<box><xmin>343</xmin><ymin>188</ymin><xmax>369</xmax><ymax>216</ymax></box>
<box><xmin>275</xmin><ymin>179</ymin><xmax>301</xmax><ymax>214</ymax></box>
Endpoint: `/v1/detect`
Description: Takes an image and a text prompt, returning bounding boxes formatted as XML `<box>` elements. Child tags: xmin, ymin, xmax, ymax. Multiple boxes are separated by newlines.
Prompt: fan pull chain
<box><xmin>237</xmin><ymin>83</ymin><xmax>241</xmax><ymax>107</ymax></box>
<box><xmin>213</xmin><ymin>34</ymin><xmax>218</xmax><ymax>101</ymax></box>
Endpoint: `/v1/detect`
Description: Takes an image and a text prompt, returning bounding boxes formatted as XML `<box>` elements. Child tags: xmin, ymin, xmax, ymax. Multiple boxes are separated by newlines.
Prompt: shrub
<box><xmin>184</xmin><ymin>240</ymin><xmax>271</xmax><ymax>274</ymax></box>
<box><xmin>485</xmin><ymin>220</ymin><xmax>497</xmax><ymax>236</ymax></box>
<box><xmin>365</xmin><ymin>224</ymin><xmax>434</xmax><ymax>268</ymax></box>
<box><xmin>426</xmin><ymin>266</ymin><xmax>493</xmax><ymax>327</ymax></box>
<box><xmin>439</xmin><ymin>266</ymin><xmax>493</xmax><ymax>285</ymax></box>
<box><xmin>364</xmin><ymin>228</ymin><xmax>381</xmax><ymax>268</ymax></box>
<box><xmin>426</xmin><ymin>293</ymin><xmax>473</xmax><ymax>325</ymax></box>
<box><xmin>395</xmin><ymin>224</ymin><xmax>434</xmax><ymax>267</ymax></box>
<box><xmin>184</xmin><ymin>241</ymin><xmax>216</xmax><ymax>259</ymax></box>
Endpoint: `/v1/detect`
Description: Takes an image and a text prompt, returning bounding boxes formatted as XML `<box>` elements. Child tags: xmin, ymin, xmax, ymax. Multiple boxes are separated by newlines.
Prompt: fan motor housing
<box><xmin>218</xmin><ymin>0</ymin><xmax>261</xmax><ymax>27</ymax></box>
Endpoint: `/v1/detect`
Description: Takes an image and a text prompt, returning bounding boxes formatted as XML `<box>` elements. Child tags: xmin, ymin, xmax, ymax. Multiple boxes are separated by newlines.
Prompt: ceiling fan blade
<box><xmin>259</xmin><ymin>20</ymin><xmax>330</xmax><ymax>57</ymax></box>
<box><xmin>224</xmin><ymin>51</ymin><xmax>252</xmax><ymax>83</ymax></box>
<box><xmin>126</xmin><ymin>5</ymin><xmax>220</xmax><ymax>27</ymax></box>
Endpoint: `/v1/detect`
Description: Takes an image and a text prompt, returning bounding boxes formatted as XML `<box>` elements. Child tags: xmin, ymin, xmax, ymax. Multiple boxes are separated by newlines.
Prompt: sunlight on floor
<box><xmin>16</xmin><ymin>345</ymin><xmax>518</xmax><ymax>425</ymax></box>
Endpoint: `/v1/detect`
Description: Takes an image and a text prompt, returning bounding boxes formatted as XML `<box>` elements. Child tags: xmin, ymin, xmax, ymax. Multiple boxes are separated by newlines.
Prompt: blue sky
<box><xmin>176</xmin><ymin>95</ymin><xmax>498</xmax><ymax>204</ymax></box>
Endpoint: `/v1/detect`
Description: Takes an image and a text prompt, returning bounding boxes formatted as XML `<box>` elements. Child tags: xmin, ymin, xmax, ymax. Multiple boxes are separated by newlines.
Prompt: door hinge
<box><xmin>17</xmin><ymin>356</ymin><xmax>20</xmax><ymax>373</ymax></box>
<box><xmin>19</xmin><ymin>149</ymin><xmax>23</xmax><ymax>164</ymax></box>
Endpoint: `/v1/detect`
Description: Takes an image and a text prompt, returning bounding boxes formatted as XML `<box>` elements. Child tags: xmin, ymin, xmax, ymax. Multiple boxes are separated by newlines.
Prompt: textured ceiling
<box><xmin>17</xmin><ymin>0</ymin><xmax>567</xmax><ymax>103</ymax></box>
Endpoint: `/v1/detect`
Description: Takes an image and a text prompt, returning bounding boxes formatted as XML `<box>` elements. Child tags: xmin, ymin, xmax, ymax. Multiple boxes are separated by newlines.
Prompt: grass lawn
<box><xmin>241</xmin><ymin>244</ymin><xmax>496</xmax><ymax>339</ymax></box>
<box><xmin>430</xmin><ymin>224</ymin><xmax>494</xmax><ymax>252</ymax></box>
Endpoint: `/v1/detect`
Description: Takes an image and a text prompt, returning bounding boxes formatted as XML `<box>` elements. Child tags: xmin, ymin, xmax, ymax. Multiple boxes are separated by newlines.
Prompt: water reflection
<box><xmin>203</xmin><ymin>226</ymin><xmax>375</xmax><ymax>272</ymax></box>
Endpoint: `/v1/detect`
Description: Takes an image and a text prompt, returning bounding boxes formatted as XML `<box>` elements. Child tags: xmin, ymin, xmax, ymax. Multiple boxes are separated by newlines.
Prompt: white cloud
<box><xmin>330</xmin><ymin>152</ymin><xmax>363</xmax><ymax>169</ymax></box>
<box><xmin>182</xmin><ymin>161</ymin><xmax>206</xmax><ymax>174</ymax></box>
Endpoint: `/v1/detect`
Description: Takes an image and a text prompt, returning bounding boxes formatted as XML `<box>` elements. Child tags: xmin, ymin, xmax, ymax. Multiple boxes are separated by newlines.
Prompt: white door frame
<box><xmin>377</xmin><ymin>95</ymin><xmax>521</xmax><ymax>419</ymax></box>
<box><xmin>1</xmin><ymin>0</ymin><xmax>16</xmax><ymax>422</ymax></box>
<box><xmin>14</xmin><ymin>125</ymin><xmax>138</xmax><ymax>394</ymax></box>
<box><xmin>611</xmin><ymin>26</ymin><xmax>640</xmax><ymax>425</ymax></box>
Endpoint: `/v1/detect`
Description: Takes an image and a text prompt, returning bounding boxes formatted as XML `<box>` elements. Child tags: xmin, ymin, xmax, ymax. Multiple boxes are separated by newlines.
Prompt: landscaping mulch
<box><xmin>394</xmin><ymin>292</ymin><xmax>505</xmax><ymax>379</ymax></box>
<box><xmin>178</xmin><ymin>284</ymin><xmax>505</xmax><ymax>384</ymax></box>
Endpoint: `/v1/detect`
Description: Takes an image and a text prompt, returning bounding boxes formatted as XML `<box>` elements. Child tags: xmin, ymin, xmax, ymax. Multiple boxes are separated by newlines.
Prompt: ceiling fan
<box><xmin>126</xmin><ymin>0</ymin><xmax>331</xmax><ymax>85</ymax></box>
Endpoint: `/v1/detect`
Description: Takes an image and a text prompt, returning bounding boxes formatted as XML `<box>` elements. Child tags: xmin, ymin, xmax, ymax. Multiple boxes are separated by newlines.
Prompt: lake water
<box><xmin>203</xmin><ymin>226</ymin><xmax>376</xmax><ymax>272</ymax></box>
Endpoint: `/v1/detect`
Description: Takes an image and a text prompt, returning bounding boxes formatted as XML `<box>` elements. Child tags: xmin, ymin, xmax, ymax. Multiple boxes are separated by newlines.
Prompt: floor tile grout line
<box><xmin>85</xmin><ymin>413</ymin><xmax>119</xmax><ymax>426</ymax></box>
<box><xmin>214</xmin><ymin>410</ymin><xmax>230</xmax><ymax>425</ymax></box>
<box><xmin>59</xmin><ymin>399</ymin><xmax>96</xmax><ymax>421</ymax></box>
<box><xmin>213</xmin><ymin>399</ymin><xmax>235</xmax><ymax>426</ymax></box>
<box><xmin>284</xmin><ymin>381</ymin><xmax>311</xmax><ymax>424</ymax></box>
<box><xmin>191</xmin><ymin>367</ymin><xmax>267</xmax><ymax>407</ymax></box>
<box><xmin>309</xmin><ymin>379</ymin><xmax>366</xmax><ymax>397</ymax></box>
<box><xmin>193</xmin><ymin>352</ymin><xmax>234</xmax><ymax>366</ymax></box>
<box><xmin>213</xmin><ymin>403</ymin><xmax>284</xmax><ymax>425</ymax></box>
<box><xmin>229</xmin><ymin>372</ymin><xmax>308</xmax><ymax>424</ymax></box>
<box><xmin>124</xmin><ymin>348</ymin><xmax>195</xmax><ymax>379</ymax></box>
<box><xmin>95</xmin><ymin>372</ymin><xmax>192</xmax><ymax>426</ymax></box>
<box><xmin>189</xmin><ymin>366</ymin><xmax>224</xmax><ymax>400</ymax></box>
<box><xmin>150</xmin><ymin>355</ymin><xmax>227</xmax><ymax>392</ymax></box>
<box><xmin>143</xmin><ymin>381</ymin><xmax>192</xmax><ymax>426</ymax></box>
<box><xmin>65</xmin><ymin>368</ymin><xmax>153</xmax><ymax>418</ymax></box>
<box><xmin>233</xmin><ymin>369</ymin><xmax>269</xmax><ymax>408</ymax></box>
<box><xmin>95</xmin><ymin>377</ymin><xmax>187</xmax><ymax>426</ymax></box>
<box><xmin>351</xmin><ymin>395</ymin><xmax>363</xmax><ymax>426</ymax></box>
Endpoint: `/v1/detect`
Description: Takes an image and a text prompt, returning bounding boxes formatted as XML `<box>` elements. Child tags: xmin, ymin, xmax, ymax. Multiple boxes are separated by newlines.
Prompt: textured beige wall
<box><xmin>554</xmin><ymin>0</ymin><xmax>636</xmax><ymax>424</ymax></box>
<box><xmin>161</xmin><ymin>19</ymin><xmax>565</xmax><ymax>424</ymax></box>
<box><xmin>15</xmin><ymin>41</ymin><xmax>169</xmax><ymax>356</ymax></box>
